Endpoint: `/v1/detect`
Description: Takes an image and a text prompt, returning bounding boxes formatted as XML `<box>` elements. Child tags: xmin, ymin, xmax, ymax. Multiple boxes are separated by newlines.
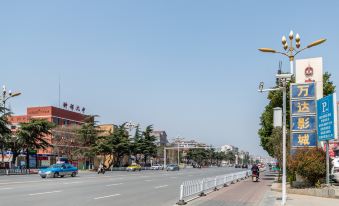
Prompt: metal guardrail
<box><xmin>177</xmin><ymin>170</ymin><xmax>252</xmax><ymax>205</ymax></box>
<box><xmin>0</xmin><ymin>169</ymin><xmax>31</xmax><ymax>175</ymax></box>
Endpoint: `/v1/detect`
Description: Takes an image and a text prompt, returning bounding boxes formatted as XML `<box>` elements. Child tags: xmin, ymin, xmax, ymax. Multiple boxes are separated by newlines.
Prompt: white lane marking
<box><xmin>154</xmin><ymin>185</ymin><xmax>168</xmax><ymax>189</ymax></box>
<box><xmin>144</xmin><ymin>179</ymin><xmax>153</xmax><ymax>182</ymax></box>
<box><xmin>0</xmin><ymin>180</ymin><xmax>41</xmax><ymax>185</ymax></box>
<box><xmin>29</xmin><ymin>190</ymin><xmax>62</xmax><ymax>196</ymax></box>
<box><xmin>0</xmin><ymin>187</ymin><xmax>13</xmax><ymax>190</ymax></box>
<box><xmin>106</xmin><ymin>183</ymin><xmax>123</xmax><ymax>187</ymax></box>
<box><xmin>94</xmin><ymin>194</ymin><xmax>120</xmax><ymax>200</ymax></box>
<box><xmin>63</xmin><ymin>181</ymin><xmax>82</xmax><ymax>185</ymax></box>
<box><xmin>110</xmin><ymin>177</ymin><xmax>124</xmax><ymax>180</ymax></box>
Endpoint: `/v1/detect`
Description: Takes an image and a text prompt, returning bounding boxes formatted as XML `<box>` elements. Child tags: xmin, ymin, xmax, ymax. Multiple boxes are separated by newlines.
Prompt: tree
<box><xmin>76</xmin><ymin>116</ymin><xmax>99</xmax><ymax>167</ymax></box>
<box><xmin>140</xmin><ymin>125</ymin><xmax>157</xmax><ymax>164</ymax></box>
<box><xmin>16</xmin><ymin>119</ymin><xmax>55</xmax><ymax>168</ymax></box>
<box><xmin>0</xmin><ymin>106</ymin><xmax>11</xmax><ymax>166</ymax></box>
<box><xmin>109</xmin><ymin>124</ymin><xmax>130</xmax><ymax>167</ymax></box>
<box><xmin>288</xmin><ymin>148</ymin><xmax>326</xmax><ymax>186</ymax></box>
<box><xmin>131</xmin><ymin>125</ymin><xmax>143</xmax><ymax>163</ymax></box>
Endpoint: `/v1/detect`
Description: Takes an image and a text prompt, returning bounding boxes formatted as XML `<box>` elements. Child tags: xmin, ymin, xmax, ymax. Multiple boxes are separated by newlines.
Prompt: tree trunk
<box><xmin>26</xmin><ymin>148</ymin><xmax>29</xmax><ymax>169</ymax></box>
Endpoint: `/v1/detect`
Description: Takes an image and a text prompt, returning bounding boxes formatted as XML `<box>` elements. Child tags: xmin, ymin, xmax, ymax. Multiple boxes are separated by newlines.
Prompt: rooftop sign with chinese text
<box><xmin>317</xmin><ymin>93</ymin><xmax>338</xmax><ymax>141</ymax></box>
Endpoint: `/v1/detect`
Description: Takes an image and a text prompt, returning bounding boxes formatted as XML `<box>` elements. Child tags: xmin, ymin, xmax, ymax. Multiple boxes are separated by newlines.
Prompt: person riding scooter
<box><xmin>251</xmin><ymin>164</ymin><xmax>260</xmax><ymax>181</ymax></box>
<box><xmin>97</xmin><ymin>162</ymin><xmax>105</xmax><ymax>174</ymax></box>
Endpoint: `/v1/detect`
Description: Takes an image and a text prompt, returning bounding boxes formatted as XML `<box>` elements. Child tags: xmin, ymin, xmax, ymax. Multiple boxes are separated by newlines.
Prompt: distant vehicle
<box><xmin>151</xmin><ymin>164</ymin><xmax>163</xmax><ymax>170</ymax></box>
<box><xmin>38</xmin><ymin>163</ymin><xmax>78</xmax><ymax>178</ymax></box>
<box><xmin>235</xmin><ymin>164</ymin><xmax>241</xmax><ymax>168</ymax></box>
<box><xmin>127</xmin><ymin>164</ymin><xmax>142</xmax><ymax>172</ymax></box>
<box><xmin>193</xmin><ymin>164</ymin><xmax>201</xmax><ymax>168</ymax></box>
<box><xmin>242</xmin><ymin>164</ymin><xmax>248</xmax><ymax>169</ymax></box>
<box><xmin>166</xmin><ymin>164</ymin><xmax>179</xmax><ymax>171</ymax></box>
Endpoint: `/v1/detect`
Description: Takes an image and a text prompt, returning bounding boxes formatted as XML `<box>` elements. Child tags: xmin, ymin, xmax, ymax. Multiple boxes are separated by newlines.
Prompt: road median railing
<box><xmin>177</xmin><ymin>170</ymin><xmax>251</xmax><ymax>205</ymax></box>
<box><xmin>0</xmin><ymin>168</ymin><xmax>38</xmax><ymax>175</ymax></box>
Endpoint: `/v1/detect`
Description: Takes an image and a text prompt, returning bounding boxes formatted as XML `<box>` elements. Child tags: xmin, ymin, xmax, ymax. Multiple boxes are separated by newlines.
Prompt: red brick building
<box><xmin>8</xmin><ymin>106</ymin><xmax>88</xmax><ymax>168</ymax></box>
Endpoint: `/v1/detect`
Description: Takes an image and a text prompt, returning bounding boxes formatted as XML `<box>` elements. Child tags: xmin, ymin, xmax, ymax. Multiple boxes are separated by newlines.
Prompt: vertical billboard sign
<box><xmin>290</xmin><ymin>82</ymin><xmax>317</xmax><ymax>148</ymax></box>
<box><xmin>295</xmin><ymin>57</ymin><xmax>323</xmax><ymax>100</ymax></box>
<box><xmin>317</xmin><ymin>93</ymin><xmax>338</xmax><ymax>141</ymax></box>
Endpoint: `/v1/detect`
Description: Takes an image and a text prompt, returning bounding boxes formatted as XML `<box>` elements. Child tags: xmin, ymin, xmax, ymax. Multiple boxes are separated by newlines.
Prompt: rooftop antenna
<box><xmin>58</xmin><ymin>75</ymin><xmax>61</xmax><ymax>108</ymax></box>
<box><xmin>278</xmin><ymin>60</ymin><xmax>282</xmax><ymax>74</ymax></box>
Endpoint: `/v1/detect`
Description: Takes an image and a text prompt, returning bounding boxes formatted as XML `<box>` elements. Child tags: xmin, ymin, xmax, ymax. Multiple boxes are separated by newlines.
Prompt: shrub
<box><xmin>287</xmin><ymin>148</ymin><xmax>326</xmax><ymax>186</ymax></box>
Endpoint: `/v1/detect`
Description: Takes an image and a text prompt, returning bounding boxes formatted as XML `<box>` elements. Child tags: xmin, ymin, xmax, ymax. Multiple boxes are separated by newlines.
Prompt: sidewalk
<box><xmin>187</xmin><ymin>172</ymin><xmax>276</xmax><ymax>206</ymax></box>
<box><xmin>272</xmin><ymin>190</ymin><xmax>339</xmax><ymax>206</ymax></box>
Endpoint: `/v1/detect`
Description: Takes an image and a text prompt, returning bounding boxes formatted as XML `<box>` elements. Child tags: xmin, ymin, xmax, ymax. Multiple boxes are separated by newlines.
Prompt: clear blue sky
<box><xmin>1</xmin><ymin>1</ymin><xmax>339</xmax><ymax>156</ymax></box>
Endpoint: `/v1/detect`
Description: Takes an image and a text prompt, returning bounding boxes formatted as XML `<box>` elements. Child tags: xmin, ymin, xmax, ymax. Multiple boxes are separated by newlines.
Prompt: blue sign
<box><xmin>292</xmin><ymin>116</ymin><xmax>316</xmax><ymax>131</ymax></box>
<box><xmin>291</xmin><ymin>100</ymin><xmax>316</xmax><ymax>115</ymax></box>
<box><xmin>291</xmin><ymin>83</ymin><xmax>315</xmax><ymax>99</ymax></box>
<box><xmin>317</xmin><ymin>93</ymin><xmax>338</xmax><ymax>141</ymax></box>
<box><xmin>292</xmin><ymin>132</ymin><xmax>317</xmax><ymax>147</ymax></box>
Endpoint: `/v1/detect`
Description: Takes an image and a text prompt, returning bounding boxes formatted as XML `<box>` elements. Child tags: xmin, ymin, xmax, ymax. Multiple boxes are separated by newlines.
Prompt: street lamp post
<box><xmin>258</xmin><ymin>74</ymin><xmax>291</xmax><ymax>206</ymax></box>
<box><xmin>0</xmin><ymin>85</ymin><xmax>21</xmax><ymax>166</ymax></box>
<box><xmin>258</xmin><ymin>31</ymin><xmax>326</xmax><ymax>205</ymax></box>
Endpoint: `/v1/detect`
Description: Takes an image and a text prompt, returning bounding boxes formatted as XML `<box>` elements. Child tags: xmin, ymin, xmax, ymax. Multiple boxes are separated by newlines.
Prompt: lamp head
<box><xmin>295</xmin><ymin>33</ymin><xmax>300</xmax><ymax>42</ymax></box>
<box><xmin>258</xmin><ymin>48</ymin><xmax>276</xmax><ymax>53</ymax></box>
<box><xmin>289</xmin><ymin>30</ymin><xmax>294</xmax><ymax>40</ymax></box>
<box><xmin>282</xmin><ymin>36</ymin><xmax>287</xmax><ymax>45</ymax></box>
<box><xmin>307</xmin><ymin>38</ymin><xmax>326</xmax><ymax>48</ymax></box>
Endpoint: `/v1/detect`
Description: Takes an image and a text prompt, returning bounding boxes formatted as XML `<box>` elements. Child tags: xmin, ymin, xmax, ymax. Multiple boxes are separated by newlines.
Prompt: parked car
<box><xmin>332</xmin><ymin>157</ymin><xmax>339</xmax><ymax>183</ymax></box>
<box><xmin>151</xmin><ymin>164</ymin><xmax>163</xmax><ymax>170</ymax></box>
<box><xmin>127</xmin><ymin>164</ymin><xmax>142</xmax><ymax>172</ymax></box>
<box><xmin>242</xmin><ymin>164</ymin><xmax>248</xmax><ymax>169</ymax></box>
<box><xmin>38</xmin><ymin>163</ymin><xmax>78</xmax><ymax>178</ymax></box>
<box><xmin>166</xmin><ymin>164</ymin><xmax>179</xmax><ymax>171</ymax></box>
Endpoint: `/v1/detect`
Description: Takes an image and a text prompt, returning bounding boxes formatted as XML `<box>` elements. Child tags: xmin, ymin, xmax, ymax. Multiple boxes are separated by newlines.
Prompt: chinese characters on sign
<box><xmin>290</xmin><ymin>83</ymin><xmax>317</xmax><ymax>147</ymax></box>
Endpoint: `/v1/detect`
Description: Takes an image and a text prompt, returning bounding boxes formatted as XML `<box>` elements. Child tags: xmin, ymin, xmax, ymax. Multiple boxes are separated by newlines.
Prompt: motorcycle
<box><xmin>97</xmin><ymin>167</ymin><xmax>105</xmax><ymax>174</ymax></box>
<box><xmin>252</xmin><ymin>170</ymin><xmax>259</xmax><ymax>182</ymax></box>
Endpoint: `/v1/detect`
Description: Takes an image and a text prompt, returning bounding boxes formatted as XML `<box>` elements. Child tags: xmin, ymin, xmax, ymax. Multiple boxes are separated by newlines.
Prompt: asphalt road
<box><xmin>0</xmin><ymin>167</ymin><xmax>246</xmax><ymax>206</ymax></box>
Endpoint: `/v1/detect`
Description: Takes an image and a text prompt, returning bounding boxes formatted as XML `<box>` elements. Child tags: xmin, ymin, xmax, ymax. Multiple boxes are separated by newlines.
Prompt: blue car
<box><xmin>38</xmin><ymin>163</ymin><xmax>78</xmax><ymax>178</ymax></box>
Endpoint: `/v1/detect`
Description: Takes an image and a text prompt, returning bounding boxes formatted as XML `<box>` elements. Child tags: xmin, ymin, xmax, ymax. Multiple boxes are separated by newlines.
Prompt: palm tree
<box><xmin>16</xmin><ymin>119</ymin><xmax>55</xmax><ymax>168</ymax></box>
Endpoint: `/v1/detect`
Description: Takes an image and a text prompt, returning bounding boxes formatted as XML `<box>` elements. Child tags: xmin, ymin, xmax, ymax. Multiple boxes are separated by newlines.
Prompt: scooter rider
<box><xmin>251</xmin><ymin>164</ymin><xmax>260</xmax><ymax>179</ymax></box>
<box><xmin>98</xmin><ymin>162</ymin><xmax>104</xmax><ymax>174</ymax></box>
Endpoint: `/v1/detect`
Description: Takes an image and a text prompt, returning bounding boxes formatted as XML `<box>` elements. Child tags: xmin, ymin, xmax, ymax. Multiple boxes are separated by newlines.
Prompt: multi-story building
<box><xmin>220</xmin><ymin>144</ymin><xmax>239</xmax><ymax>154</ymax></box>
<box><xmin>171</xmin><ymin>139</ymin><xmax>209</xmax><ymax>148</ymax></box>
<box><xmin>150</xmin><ymin>131</ymin><xmax>169</xmax><ymax>146</ymax></box>
<box><xmin>8</xmin><ymin>106</ymin><xmax>89</xmax><ymax>168</ymax></box>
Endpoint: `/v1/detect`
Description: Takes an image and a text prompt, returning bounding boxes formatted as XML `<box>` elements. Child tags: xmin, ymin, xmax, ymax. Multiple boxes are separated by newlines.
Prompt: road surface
<box><xmin>0</xmin><ymin>167</ymin><xmax>245</xmax><ymax>206</ymax></box>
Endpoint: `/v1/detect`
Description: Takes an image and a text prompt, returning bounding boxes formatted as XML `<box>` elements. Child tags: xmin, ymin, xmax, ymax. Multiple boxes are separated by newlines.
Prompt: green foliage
<box><xmin>16</xmin><ymin>119</ymin><xmax>55</xmax><ymax>168</ymax></box>
<box><xmin>323</xmin><ymin>72</ymin><xmax>336</xmax><ymax>96</ymax></box>
<box><xmin>140</xmin><ymin>125</ymin><xmax>157</xmax><ymax>164</ymax></box>
<box><xmin>288</xmin><ymin>148</ymin><xmax>326</xmax><ymax>186</ymax></box>
<box><xmin>187</xmin><ymin>148</ymin><xmax>230</xmax><ymax>166</ymax></box>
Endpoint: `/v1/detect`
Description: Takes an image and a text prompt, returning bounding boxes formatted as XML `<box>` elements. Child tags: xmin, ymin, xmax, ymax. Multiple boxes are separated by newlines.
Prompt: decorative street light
<box><xmin>259</xmin><ymin>31</ymin><xmax>326</xmax><ymax>74</ymax></box>
<box><xmin>258</xmin><ymin>31</ymin><xmax>326</xmax><ymax>206</ymax></box>
<box><xmin>0</xmin><ymin>85</ymin><xmax>21</xmax><ymax>166</ymax></box>
<box><xmin>1</xmin><ymin>85</ymin><xmax>21</xmax><ymax>111</ymax></box>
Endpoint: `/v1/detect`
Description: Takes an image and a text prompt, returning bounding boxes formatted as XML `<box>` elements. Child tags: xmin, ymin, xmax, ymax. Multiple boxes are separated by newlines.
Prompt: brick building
<box><xmin>8</xmin><ymin>106</ymin><xmax>88</xmax><ymax>168</ymax></box>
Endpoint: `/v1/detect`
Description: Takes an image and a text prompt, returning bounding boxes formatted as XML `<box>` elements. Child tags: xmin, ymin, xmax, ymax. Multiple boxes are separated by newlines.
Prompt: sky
<box><xmin>1</xmin><ymin>1</ymin><xmax>339</xmax><ymax>157</ymax></box>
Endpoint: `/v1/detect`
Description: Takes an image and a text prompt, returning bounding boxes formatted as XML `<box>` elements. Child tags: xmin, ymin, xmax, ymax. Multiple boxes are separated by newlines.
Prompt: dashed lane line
<box><xmin>93</xmin><ymin>194</ymin><xmax>120</xmax><ymax>200</ymax></box>
<box><xmin>28</xmin><ymin>190</ymin><xmax>62</xmax><ymax>196</ymax></box>
<box><xmin>154</xmin><ymin>185</ymin><xmax>168</xmax><ymax>189</ymax></box>
<box><xmin>106</xmin><ymin>183</ymin><xmax>123</xmax><ymax>187</ymax></box>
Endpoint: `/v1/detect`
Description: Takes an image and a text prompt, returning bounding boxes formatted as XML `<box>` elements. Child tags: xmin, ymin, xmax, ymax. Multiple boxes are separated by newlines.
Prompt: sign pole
<box><xmin>326</xmin><ymin>140</ymin><xmax>329</xmax><ymax>185</ymax></box>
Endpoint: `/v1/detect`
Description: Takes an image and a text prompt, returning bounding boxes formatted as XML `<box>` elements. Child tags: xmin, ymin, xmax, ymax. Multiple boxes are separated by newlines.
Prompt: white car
<box><xmin>332</xmin><ymin>157</ymin><xmax>339</xmax><ymax>183</ymax></box>
<box><xmin>151</xmin><ymin>164</ymin><xmax>163</xmax><ymax>170</ymax></box>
